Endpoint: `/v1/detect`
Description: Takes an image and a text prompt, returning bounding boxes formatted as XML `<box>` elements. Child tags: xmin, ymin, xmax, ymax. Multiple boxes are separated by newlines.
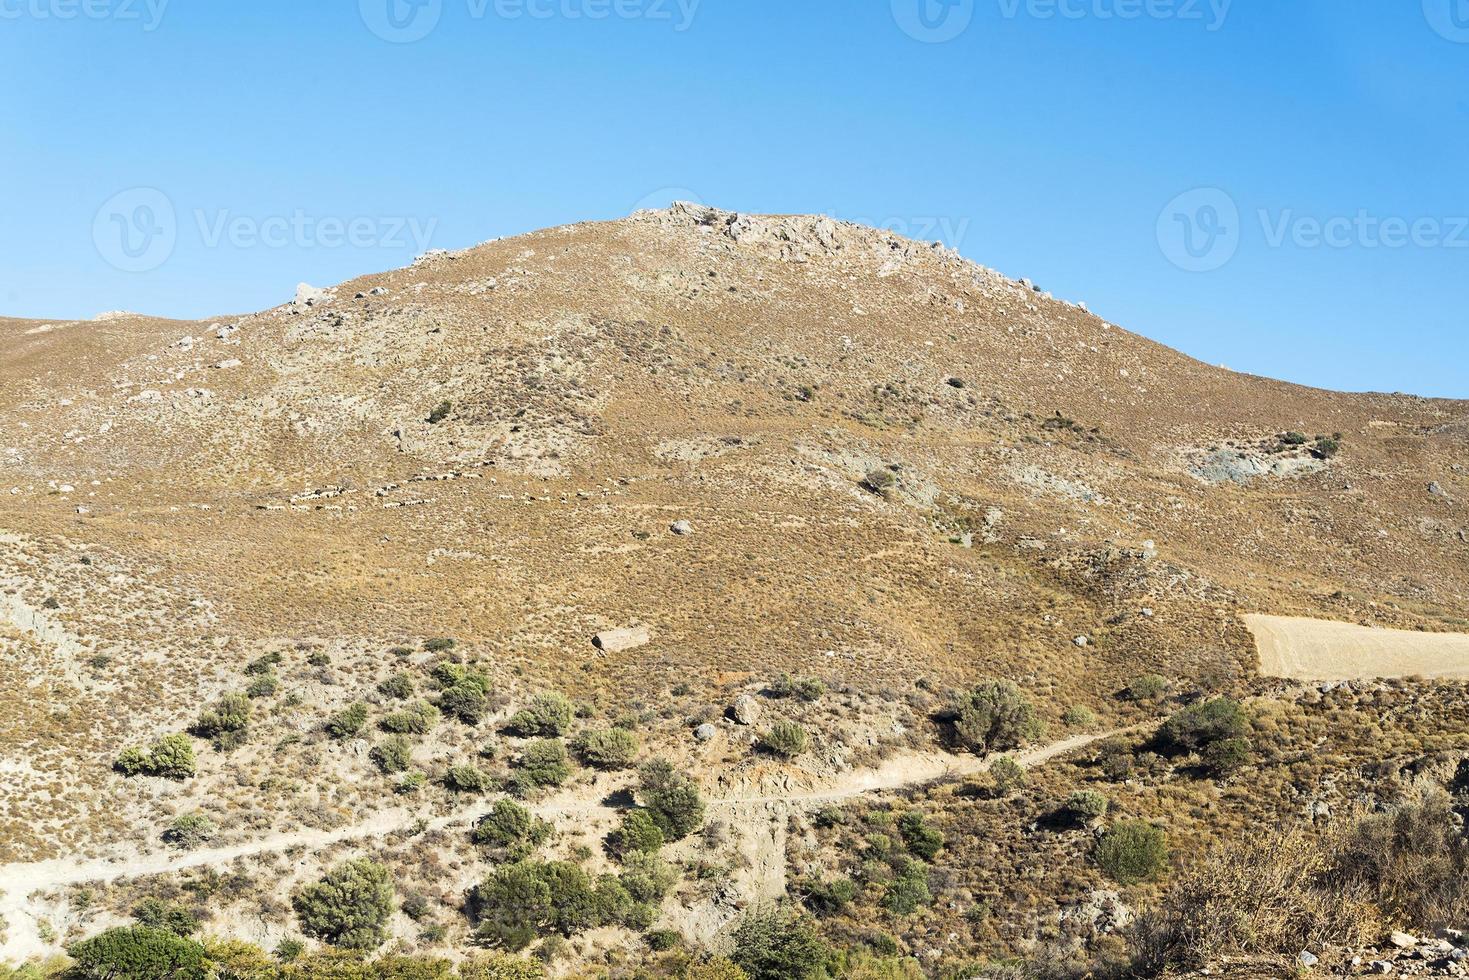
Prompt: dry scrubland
<box><xmin>0</xmin><ymin>204</ymin><xmax>1466</xmax><ymax>977</ymax></box>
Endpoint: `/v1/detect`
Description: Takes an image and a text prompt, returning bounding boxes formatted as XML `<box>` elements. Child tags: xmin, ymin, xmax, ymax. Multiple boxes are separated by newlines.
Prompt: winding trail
<box><xmin>0</xmin><ymin>725</ymin><xmax>1139</xmax><ymax>961</ymax></box>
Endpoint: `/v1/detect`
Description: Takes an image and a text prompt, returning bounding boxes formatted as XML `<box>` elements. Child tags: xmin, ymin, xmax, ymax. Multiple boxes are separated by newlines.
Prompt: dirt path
<box><xmin>0</xmin><ymin>726</ymin><xmax>1134</xmax><ymax>962</ymax></box>
<box><xmin>1245</xmin><ymin>613</ymin><xmax>1469</xmax><ymax>681</ymax></box>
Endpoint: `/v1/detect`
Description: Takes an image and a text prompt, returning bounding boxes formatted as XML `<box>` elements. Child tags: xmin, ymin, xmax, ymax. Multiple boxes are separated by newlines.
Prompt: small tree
<box><xmin>116</xmin><ymin>733</ymin><xmax>197</xmax><ymax>781</ymax></box>
<box><xmin>68</xmin><ymin>926</ymin><xmax>206</xmax><ymax>980</ymax></box>
<box><xmin>473</xmin><ymin>799</ymin><xmax>550</xmax><ymax>856</ymax></box>
<box><xmin>571</xmin><ymin>728</ymin><xmax>639</xmax><ymax>769</ymax></box>
<box><xmin>446</xmin><ymin>763</ymin><xmax>492</xmax><ymax>793</ymax></box>
<box><xmin>989</xmin><ymin>756</ymin><xmax>1027</xmax><ymax>797</ymax></box>
<box><xmin>950</xmin><ymin>681</ymin><xmax>1043</xmax><ymax>754</ymax></box>
<box><xmin>897</xmin><ymin>811</ymin><xmax>944</xmax><ymax>861</ymax></box>
<box><xmin>1063</xmin><ymin>790</ymin><xmax>1110</xmax><ymax>824</ymax></box>
<box><xmin>1157</xmin><ymin>698</ymin><xmax>1249</xmax><ymax>754</ymax></box>
<box><xmin>514</xmin><ymin>739</ymin><xmax>571</xmax><ymax>790</ymax></box>
<box><xmin>292</xmin><ymin>858</ymin><xmax>395</xmax><ymax>949</ymax></box>
<box><xmin>378</xmin><ymin>673</ymin><xmax>415</xmax><ymax>700</ymax></box>
<box><xmin>609</xmin><ymin>809</ymin><xmax>665</xmax><ymax>856</ymax></box>
<box><xmin>371</xmin><ymin>736</ymin><xmax>413</xmax><ymax>774</ymax></box>
<box><xmin>381</xmin><ymin>700</ymin><xmax>440</xmax><ymax>735</ymax></box>
<box><xmin>506</xmin><ymin>693</ymin><xmax>574</xmax><ymax>737</ymax></box>
<box><xmin>325</xmin><ymin>702</ymin><xmax>369</xmax><ymax>739</ymax></box>
<box><xmin>638</xmin><ymin>759</ymin><xmax>706</xmax><ymax>840</ymax></box>
<box><xmin>731</xmin><ymin>905</ymin><xmax>832</xmax><ymax>980</ymax></box>
<box><xmin>1096</xmin><ymin>821</ymin><xmax>1169</xmax><ymax>884</ymax></box>
<box><xmin>1201</xmin><ymin>736</ymin><xmax>1253</xmax><ymax>776</ymax></box>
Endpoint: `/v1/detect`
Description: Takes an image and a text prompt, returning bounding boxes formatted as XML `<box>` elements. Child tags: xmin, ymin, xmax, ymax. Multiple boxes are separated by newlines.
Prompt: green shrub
<box><xmin>433</xmin><ymin>664</ymin><xmax>492</xmax><ymax>725</ymax></box>
<box><xmin>380</xmin><ymin>700</ymin><xmax>440</xmax><ymax>735</ymax></box>
<box><xmin>468</xmin><ymin>861</ymin><xmax>630</xmax><ymax>950</ymax></box>
<box><xmin>371</xmin><ymin>736</ymin><xmax>413</xmax><ymax>774</ymax></box>
<box><xmin>950</xmin><ymin>681</ymin><xmax>1043</xmax><ymax>753</ymax></box>
<box><xmin>1063</xmin><ymin>790</ymin><xmax>1110</xmax><ymax>823</ymax></box>
<box><xmin>396</xmin><ymin>771</ymin><xmax>427</xmax><ymax>795</ymax></box>
<box><xmin>1201</xmin><ymin>736</ymin><xmax>1253</xmax><ymax>776</ymax></box>
<box><xmin>1096</xmin><ymin>820</ymin><xmax>1169</xmax><ymax>884</ymax></box>
<box><xmin>571</xmin><ymin>728</ymin><xmax>639</xmax><ymax>769</ymax></box>
<box><xmin>760</xmin><ymin>722</ymin><xmax>809</xmax><ymax>758</ymax></box>
<box><xmin>1126</xmin><ymin>674</ymin><xmax>1168</xmax><ymax>702</ymax></box>
<box><xmin>512</xmin><ymin>739</ymin><xmax>571</xmax><ymax>790</ymax></box>
<box><xmin>771</xmin><ymin>673</ymin><xmax>825</xmax><ymax>702</ymax></box>
<box><xmin>507</xmin><ymin>693</ymin><xmax>574</xmax><ymax>737</ymax></box>
<box><xmin>473</xmin><ymin>799</ymin><xmax>551</xmax><ymax>855</ymax></box>
<box><xmin>244</xmin><ymin>652</ymin><xmax>283</xmax><ymax>676</ymax></box>
<box><xmin>132</xmin><ymin>897</ymin><xmax>199</xmax><ymax>936</ymax></box>
<box><xmin>115</xmin><ymin>733</ymin><xmax>196</xmax><ymax>780</ymax></box>
<box><xmin>620</xmin><ymin>850</ymin><xmax>677</xmax><ymax>903</ymax></box>
<box><xmin>989</xmin><ymin>756</ymin><xmax>1027</xmax><ymax>797</ymax></box>
<box><xmin>730</xmin><ymin>905</ymin><xmax>832</xmax><ymax>980</ymax></box>
<box><xmin>1280</xmin><ymin>431</ymin><xmax>1309</xmax><ymax>446</ymax></box>
<box><xmin>609</xmin><ymin>809</ymin><xmax>665</xmax><ymax>856</ymax></box>
<box><xmin>446</xmin><ymin>763</ymin><xmax>492</xmax><ymax>793</ymax></box>
<box><xmin>458</xmin><ymin>955</ymin><xmax>548</xmax><ymax>980</ymax></box>
<box><xmin>423</xmin><ymin>637</ymin><xmax>457</xmax><ymax>653</ymax></box>
<box><xmin>68</xmin><ymin>926</ymin><xmax>206</xmax><ymax>980</ymax></box>
<box><xmin>880</xmin><ymin>861</ymin><xmax>933</xmax><ymax>915</ymax></box>
<box><xmin>326</xmin><ymin>702</ymin><xmax>369</xmax><ymax>739</ymax></box>
<box><xmin>292</xmin><ymin>858</ymin><xmax>395</xmax><ymax>950</ymax></box>
<box><xmin>1062</xmin><ymin>704</ymin><xmax>1098</xmax><ymax>727</ymax></box>
<box><xmin>1157</xmin><ymin>698</ymin><xmax>1249</xmax><ymax>754</ymax></box>
<box><xmin>896</xmin><ymin>812</ymin><xmax>943</xmax><ymax>861</ymax></box>
<box><xmin>801</xmin><ymin>877</ymin><xmax>858</xmax><ymax>917</ymax></box>
<box><xmin>645</xmin><ymin>929</ymin><xmax>682</xmax><ymax>952</ymax></box>
<box><xmin>428</xmin><ymin>401</ymin><xmax>453</xmax><ymax>424</ymax></box>
<box><xmin>637</xmin><ymin>759</ymin><xmax>706</xmax><ymax>840</ymax></box>
<box><xmin>193</xmin><ymin>693</ymin><xmax>251</xmax><ymax>742</ymax></box>
<box><xmin>245</xmin><ymin>673</ymin><xmax>279</xmax><ymax>699</ymax></box>
<box><xmin>378</xmin><ymin>674</ymin><xmax>415</xmax><ymax>700</ymax></box>
<box><xmin>163</xmin><ymin>813</ymin><xmax>216</xmax><ymax>849</ymax></box>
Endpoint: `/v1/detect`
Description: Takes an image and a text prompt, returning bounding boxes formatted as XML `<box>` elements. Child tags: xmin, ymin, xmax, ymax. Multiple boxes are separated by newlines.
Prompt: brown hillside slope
<box><xmin>0</xmin><ymin>203</ymin><xmax>1465</xmax><ymax>861</ymax></box>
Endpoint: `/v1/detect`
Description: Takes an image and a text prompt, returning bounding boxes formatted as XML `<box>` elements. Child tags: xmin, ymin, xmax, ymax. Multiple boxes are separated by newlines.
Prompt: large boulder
<box><xmin>731</xmin><ymin>694</ymin><xmax>760</xmax><ymax>726</ymax></box>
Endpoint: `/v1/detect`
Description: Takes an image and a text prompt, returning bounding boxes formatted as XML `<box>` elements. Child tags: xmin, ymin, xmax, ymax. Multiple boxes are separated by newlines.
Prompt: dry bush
<box><xmin>1132</xmin><ymin>827</ymin><xmax>1377</xmax><ymax>972</ymax></box>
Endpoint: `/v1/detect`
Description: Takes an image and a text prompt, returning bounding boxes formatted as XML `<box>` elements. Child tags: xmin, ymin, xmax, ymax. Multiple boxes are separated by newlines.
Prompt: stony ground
<box><xmin>0</xmin><ymin>204</ymin><xmax>1466</xmax><ymax>973</ymax></box>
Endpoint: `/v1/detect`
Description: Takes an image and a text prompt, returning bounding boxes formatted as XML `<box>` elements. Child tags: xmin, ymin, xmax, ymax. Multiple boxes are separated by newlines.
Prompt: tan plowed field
<box><xmin>1245</xmin><ymin>613</ymin><xmax>1469</xmax><ymax>680</ymax></box>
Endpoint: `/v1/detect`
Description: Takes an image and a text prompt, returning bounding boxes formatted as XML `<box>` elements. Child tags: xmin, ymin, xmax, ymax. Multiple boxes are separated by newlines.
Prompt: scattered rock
<box><xmin>592</xmin><ymin>625</ymin><xmax>651</xmax><ymax>653</ymax></box>
<box><xmin>1390</xmin><ymin>932</ymin><xmax>1419</xmax><ymax>949</ymax></box>
<box><xmin>693</xmin><ymin>723</ymin><xmax>717</xmax><ymax>742</ymax></box>
<box><xmin>1073</xmin><ymin>635</ymin><xmax>1090</xmax><ymax>648</ymax></box>
<box><xmin>1429</xmin><ymin>482</ymin><xmax>1447</xmax><ymax>498</ymax></box>
<box><xmin>1297</xmin><ymin>950</ymin><xmax>1319</xmax><ymax>968</ymax></box>
<box><xmin>213</xmin><ymin>359</ymin><xmax>242</xmax><ymax>370</ymax></box>
<box><xmin>731</xmin><ymin>694</ymin><xmax>761</xmax><ymax>726</ymax></box>
<box><xmin>670</xmin><ymin>520</ymin><xmax>693</xmax><ymax>536</ymax></box>
<box><xmin>293</xmin><ymin>282</ymin><xmax>330</xmax><ymax>307</ymax></box>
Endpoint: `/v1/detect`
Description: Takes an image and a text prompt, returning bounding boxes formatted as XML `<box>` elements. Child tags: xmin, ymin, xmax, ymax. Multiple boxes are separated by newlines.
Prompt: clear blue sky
<box><xmin>3</xmin><ymin>0</ymin><xmax>1466</xmax><ymax>396</ymax></box>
